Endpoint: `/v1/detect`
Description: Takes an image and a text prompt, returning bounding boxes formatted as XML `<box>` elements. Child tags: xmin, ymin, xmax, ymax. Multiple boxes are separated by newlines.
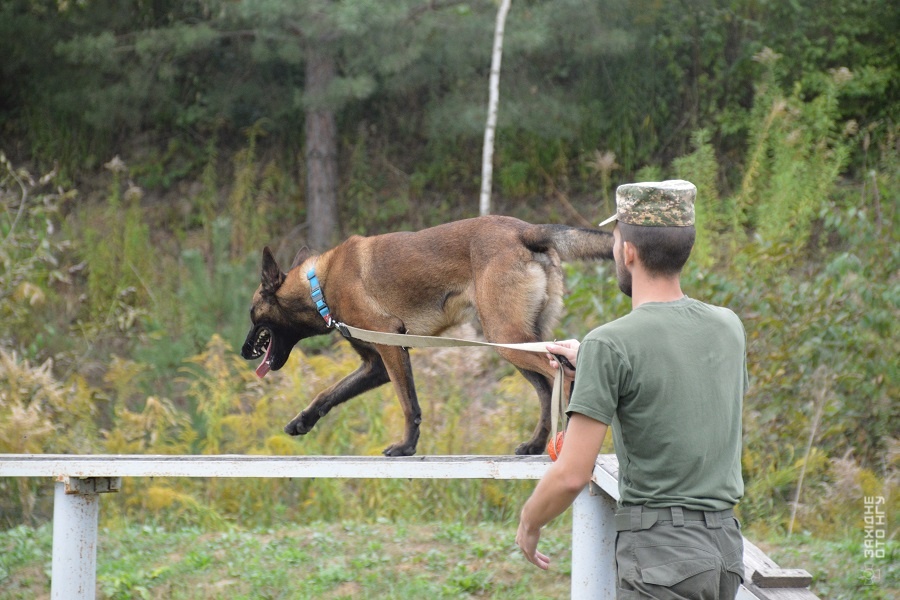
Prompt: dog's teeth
<box><xmin>250</xmin><ymin>328</ymin><xmax>271</xmax><ymax>360</ymax></box>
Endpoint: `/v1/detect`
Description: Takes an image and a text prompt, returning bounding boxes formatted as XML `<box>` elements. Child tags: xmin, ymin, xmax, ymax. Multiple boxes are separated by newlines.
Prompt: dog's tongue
<box><xmin>255</xmin><ymin>344</ymin><xmax>273</xmax><ymax>378</ymax></box>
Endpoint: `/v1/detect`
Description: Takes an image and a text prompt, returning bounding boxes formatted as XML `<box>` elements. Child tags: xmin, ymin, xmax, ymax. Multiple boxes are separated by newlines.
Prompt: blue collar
<box><xmin>307</xmin><ymin>267</ymin><xmax>334</xmax><ymax>327</ymax></box>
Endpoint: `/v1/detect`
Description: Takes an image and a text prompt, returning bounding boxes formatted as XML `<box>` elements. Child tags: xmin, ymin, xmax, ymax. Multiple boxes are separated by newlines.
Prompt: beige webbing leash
<box><xmin>333</xmin><ymin>322</ymin><xmax>569</xmax><ymax>445</ymax></box>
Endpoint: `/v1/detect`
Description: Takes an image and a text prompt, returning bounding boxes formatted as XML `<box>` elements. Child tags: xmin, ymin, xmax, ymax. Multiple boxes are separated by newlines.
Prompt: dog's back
<box><xmin>336</xmin><ymin>216</ymin><xmax>612</xmax><ymax>340</ymax></box>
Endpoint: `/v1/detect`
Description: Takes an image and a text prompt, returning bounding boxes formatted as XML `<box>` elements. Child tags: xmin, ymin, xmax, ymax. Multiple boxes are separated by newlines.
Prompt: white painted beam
<box><xmin>0</xmin><ymin>454</ymin><xmax>552</xmax><ymax>480</ymax></box>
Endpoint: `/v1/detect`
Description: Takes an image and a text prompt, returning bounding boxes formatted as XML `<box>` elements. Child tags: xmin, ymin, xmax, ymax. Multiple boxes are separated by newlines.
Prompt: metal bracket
<box><xmin>58</xmin><ymin>476</ymin><xmax>121</xmax><ymax>495</ymax></box>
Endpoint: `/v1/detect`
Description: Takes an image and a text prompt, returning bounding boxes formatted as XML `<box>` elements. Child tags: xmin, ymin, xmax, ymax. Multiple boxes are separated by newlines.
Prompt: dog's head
<box><xmin>241</xmin><ymin>246</ymin><xmax>329</xmax><ymax>377</ymax></box>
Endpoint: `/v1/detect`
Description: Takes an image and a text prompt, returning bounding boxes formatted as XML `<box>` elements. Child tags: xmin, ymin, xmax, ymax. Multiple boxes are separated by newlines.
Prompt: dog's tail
<box><xmin>521</xmin><ymin>224</ymin><xmax>614</xmax><ymax>261</ymax></box>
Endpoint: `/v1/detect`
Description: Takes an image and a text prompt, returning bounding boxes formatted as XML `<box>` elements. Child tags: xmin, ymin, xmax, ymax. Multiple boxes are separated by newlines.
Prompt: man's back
<box><xmin>568</xmin><ymin>296</ymin><xmax>747</xmax><ymax>510</ymax></box>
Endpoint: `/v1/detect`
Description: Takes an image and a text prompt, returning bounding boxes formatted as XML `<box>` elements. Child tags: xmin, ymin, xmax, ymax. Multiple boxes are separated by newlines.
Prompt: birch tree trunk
<box><xmin>479</xmin><ymin>0</ymin><xmax>512</xmax><ymax>216</ymax></box>
<box><xmin>305</xmin><ymin>46</ymin><xmax>340</xmax><ymax>250</ymax></box>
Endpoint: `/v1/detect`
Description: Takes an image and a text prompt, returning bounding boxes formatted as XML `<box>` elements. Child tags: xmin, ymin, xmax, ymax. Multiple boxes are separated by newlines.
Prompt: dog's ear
<box><xmin>290</xmin><ymin>246</ymin><xmax>312</xmax><ymax>270</ymax></box>
<box><xmin>260</xmin><ymin>246</ymin><xmax>285</xmax><ymax>294</ymax></box>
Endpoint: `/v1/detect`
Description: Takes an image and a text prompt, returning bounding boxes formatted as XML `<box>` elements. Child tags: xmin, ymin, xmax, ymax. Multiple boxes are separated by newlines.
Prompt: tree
<box><xmin>2</xmin><ymin>0</ymin><xmax>480</xmax><ymax>246</ymax></box>
<box><xmin>2</xmin><ymin>0</ymin><xmax>892</xmax><ymax>220</ymax></box>
<box><xmin>304</xmin><ymin>46</ymin><xmax>340</xmax><ymax>250</ymax></box>
<box><xmin>479</xmin><ymin>0</ymin><xmax>512</xmax><ymax>216</ymax></box>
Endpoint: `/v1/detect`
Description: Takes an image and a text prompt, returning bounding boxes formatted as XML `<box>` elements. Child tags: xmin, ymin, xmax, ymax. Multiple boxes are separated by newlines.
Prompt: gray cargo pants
<box><xmin>614</xmin><ymin>505</ymin><xmax>744</xmax><ymax>600</ymax></box>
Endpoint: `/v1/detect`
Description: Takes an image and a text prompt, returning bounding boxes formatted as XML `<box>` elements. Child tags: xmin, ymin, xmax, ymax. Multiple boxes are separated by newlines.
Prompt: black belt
<box><xmin>614</xmin><ymin>505</ymin><xmax>734</xmax><ymax>532</ymax></box>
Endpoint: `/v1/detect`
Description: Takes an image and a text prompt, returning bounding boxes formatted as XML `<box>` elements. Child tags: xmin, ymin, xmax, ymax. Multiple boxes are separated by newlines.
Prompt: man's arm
<box><xmin>516</xmin><ymin>413</ymin><xmax>608</xmax><ymax>570</ymax></box>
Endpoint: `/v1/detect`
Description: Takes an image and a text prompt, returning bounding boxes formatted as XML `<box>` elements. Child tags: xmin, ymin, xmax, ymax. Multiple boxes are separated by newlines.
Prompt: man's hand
<box><xmin>515</xmin><ymin>413</ymin><xmax>608</xmax><ymax>571</ymax></box>
<box><xmin>546</xmin><ymin>340</ymin><xmax>579</xmax><ymax>380</ymax></box>
<box><xmin>516</xmin><ymin>519</ymin><xmax>551</xmax><ymax>570</ymax></box>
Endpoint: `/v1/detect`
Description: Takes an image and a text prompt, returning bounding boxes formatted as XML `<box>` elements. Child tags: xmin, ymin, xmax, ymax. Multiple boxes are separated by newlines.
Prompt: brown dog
<box><xmin>241</xmin><ymin>215</ymin><xmax>612</xmax><ymax>456</ymax></box>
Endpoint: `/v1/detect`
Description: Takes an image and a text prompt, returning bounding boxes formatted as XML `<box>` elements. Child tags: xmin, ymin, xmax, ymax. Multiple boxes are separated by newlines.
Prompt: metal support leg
<box><xmin>571</xmin><ymin>482</ymin><xmax>617</xmax><ymax>599</ymax></box>
<box><xmin>51</xmin><ymin>477</ymin><xmax>119</xmax><ymax>600</ymax></box>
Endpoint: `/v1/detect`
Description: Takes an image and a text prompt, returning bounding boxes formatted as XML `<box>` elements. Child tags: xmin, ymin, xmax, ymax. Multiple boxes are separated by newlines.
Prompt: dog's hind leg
<box><xmin>284</xmin><ymin>342</ymin><xmax>390</xmax><ymax>437</ymax></box>
<box><xmin>474</xmin><ymin>257</ymin><xmax>560</xmax><ymax>455</ymax></box>
<box><xmin>513</xmin><ymin>368</ymin><xmax>554</xmax><ymax>455</ymax></box>
<box><xmin>489</xmin><ymin>342</ymin><xmax>557</xmax><ymax>456</ymax></box>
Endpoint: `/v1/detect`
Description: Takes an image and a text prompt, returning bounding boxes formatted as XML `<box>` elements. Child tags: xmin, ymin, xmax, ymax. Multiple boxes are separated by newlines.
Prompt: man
<box><xmin>517</xmin><ymin>180</ymin><xmax>747</xmax><ymax>599</ymax></box>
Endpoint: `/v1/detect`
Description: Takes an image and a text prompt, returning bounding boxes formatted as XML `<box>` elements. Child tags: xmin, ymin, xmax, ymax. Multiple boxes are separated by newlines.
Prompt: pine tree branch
<box><xmin>407</xmin><ymin>0</ymin><xmax>471</xmax><ymax>22</ymax></box>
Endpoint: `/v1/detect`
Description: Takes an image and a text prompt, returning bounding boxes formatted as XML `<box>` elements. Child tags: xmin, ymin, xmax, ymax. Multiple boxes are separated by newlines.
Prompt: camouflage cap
<box><xmin>598</xmin><ymin>180</ymin><xmax>696</xmax><ymax>227</ymax></box>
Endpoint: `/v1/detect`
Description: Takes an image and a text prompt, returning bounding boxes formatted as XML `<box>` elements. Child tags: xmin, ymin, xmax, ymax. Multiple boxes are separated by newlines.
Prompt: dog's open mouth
<box><xmin>249</xmin><ymin>327</ymin><xmax>273</xmax><ymax>378</ymax></box>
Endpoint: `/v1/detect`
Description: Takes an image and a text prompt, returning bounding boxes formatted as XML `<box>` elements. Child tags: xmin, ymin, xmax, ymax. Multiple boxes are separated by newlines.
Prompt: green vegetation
<box><xmin>0</xmin><ymin>522</ymin><xmax>895</xmax><ymax>599</ymax></box>
<box><xmin>1</xmin><ymin>521</ymin><xmax>572</xmax><ymax>600</ymax></box>
<box><xmin>0</xmin><ymin>1</ymin><xmax>897</xmax><ymax>598</ymax></box>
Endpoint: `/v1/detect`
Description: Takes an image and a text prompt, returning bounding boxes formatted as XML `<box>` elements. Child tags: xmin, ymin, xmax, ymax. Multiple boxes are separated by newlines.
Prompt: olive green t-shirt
<box><xmin>567</xmin><ymin>296</ymin><xmax>747</xmax><ymax>511</ymax></box>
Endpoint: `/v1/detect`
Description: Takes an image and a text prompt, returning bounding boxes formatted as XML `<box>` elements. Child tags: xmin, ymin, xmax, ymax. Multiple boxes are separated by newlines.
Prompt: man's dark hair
<box><xmin>618</xmin><ymin>222</ymin><xmax>695</xmax><ymax>276</ymax></box>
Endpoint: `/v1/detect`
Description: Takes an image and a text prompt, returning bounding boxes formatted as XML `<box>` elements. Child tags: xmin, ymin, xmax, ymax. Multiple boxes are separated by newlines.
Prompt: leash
<box><xmin>334</xmin><ymin>321</ymin><xmax>569</xmax><ymax>447</ymax></box>
<box><xmin>306</xmin><ymin>266</ymin><xmax>569</xmax><ymax>448</ymax></box>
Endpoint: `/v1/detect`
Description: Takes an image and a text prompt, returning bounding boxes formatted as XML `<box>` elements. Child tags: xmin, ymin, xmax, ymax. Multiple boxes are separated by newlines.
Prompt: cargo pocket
<box><xmin>641</xmin><ymin>557</ymin><xmax>719</xmax><ymax>586</ymax></box>
<box><xmin>634</xmin><ymin>546</ymin><xmax>719</xmax><ymax>599</ymax></box>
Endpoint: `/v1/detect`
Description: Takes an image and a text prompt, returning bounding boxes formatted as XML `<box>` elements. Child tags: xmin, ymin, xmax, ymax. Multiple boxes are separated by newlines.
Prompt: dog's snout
<box><xmin>240</xmin><ymin>326</ymin><xmax>267</xmax><ymax>359</ymax></box>
<box><xmin>242</xmin><ymin>326</ymin><xmax>272</xmax><ymax>360</ymax></box>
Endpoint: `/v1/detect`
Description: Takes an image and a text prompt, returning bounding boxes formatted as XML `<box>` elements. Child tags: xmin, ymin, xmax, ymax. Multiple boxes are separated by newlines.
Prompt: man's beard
<box><xmin>616</xmin><ymin>261</ymin><xmax>633</xmax><ymax>297</ymax></box>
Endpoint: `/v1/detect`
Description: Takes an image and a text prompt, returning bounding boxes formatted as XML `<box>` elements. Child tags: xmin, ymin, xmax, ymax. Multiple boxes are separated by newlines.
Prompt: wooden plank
<box><xmin>743</xmin><ymin>584</ymin><xmax>821</xmax><ymax>600</ymax></box>
<box><xmin>742</xmin><ymin>538</ymin><xmax>813</xmax><ymax>585</ymax></box>
<box><xmin>740</xmin><ymin>534</ymin><xmax>818</xmax><ymax>599</ymax></box>
<box><xmin>752</xmin><ymin>568</ymin><xmax>814</xmax><ymax>588</ymax></box>
<box><xmin>591</xmin><ymin>454</ymin><xmax>621</xmax><ymax>500</ymax></box>
<box><xmin>743</xmin><ymin>537</ymin><xmax>785</xmax><ymax>582</ymax></box>
<box><xmin>736</xmin><ymin>586</ymin><xmax>760</xmax><ymax>600</ymax></box>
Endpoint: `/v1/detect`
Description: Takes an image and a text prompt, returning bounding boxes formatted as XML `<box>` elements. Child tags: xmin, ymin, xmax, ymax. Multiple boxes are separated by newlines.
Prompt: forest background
<box><xmin>0</xmin><ymin>0</ymin><xmax>897</xmax><ymax>598</ymax></box>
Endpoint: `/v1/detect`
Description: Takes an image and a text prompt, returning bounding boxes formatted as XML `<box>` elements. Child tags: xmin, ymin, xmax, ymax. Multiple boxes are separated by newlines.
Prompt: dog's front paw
<box><xmin>284</xmin><ymin>414</ymin><xmax>314</xmax><ymax>436</ymax></box>
<box><xmin>382</xmin><ymin>442</ymin><xmax>417</xmax><ymax>457</ymax></box>
<box><xmin>514</xmin><ymin>440</ymin><xmax>545</xmax><ymax>456</ymax></box>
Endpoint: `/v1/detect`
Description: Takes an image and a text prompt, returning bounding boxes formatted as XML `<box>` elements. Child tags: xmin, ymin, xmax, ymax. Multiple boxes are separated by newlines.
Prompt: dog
<box><xmin>241</xmin><ymin>215</ymin><xmax>613</xmax><ymax>456</ymax></box>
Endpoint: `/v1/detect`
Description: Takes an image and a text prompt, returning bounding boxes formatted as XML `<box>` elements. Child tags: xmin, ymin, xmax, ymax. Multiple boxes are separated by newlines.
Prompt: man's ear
<box><xmin>261</xmin><ymin>246</ymin><xmax>285</xmax><ymax>294</ymax></box>
<box><xmin>622</xmin><ymin>240</ymin><xmax>637</xmax><ymax>267</ymax></box>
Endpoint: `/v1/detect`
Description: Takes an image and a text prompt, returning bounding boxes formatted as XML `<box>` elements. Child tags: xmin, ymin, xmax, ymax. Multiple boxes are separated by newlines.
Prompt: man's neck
<box><xmin>630</xmin><ymin>270</ymin><xmax>684</xmax><ymax>309</ymax></box>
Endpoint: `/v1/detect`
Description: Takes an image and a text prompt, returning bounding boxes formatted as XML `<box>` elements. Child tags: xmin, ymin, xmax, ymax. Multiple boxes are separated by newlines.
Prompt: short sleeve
<box><xmin>566</xmin><ymin>337</ymin><xmax>627</xmax><ymax>426</ymax></box>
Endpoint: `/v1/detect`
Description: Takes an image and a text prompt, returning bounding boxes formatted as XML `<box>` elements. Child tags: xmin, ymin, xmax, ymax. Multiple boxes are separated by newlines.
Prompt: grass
<box><xmin>0</xmin><ymin>519</ymin><xmax>572</xmax><ymax>599</ymax></box>
<box><xmin>2</xmin><ymin>519</ymin><xmax>897</xmax><ymax>599</ymax></box>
